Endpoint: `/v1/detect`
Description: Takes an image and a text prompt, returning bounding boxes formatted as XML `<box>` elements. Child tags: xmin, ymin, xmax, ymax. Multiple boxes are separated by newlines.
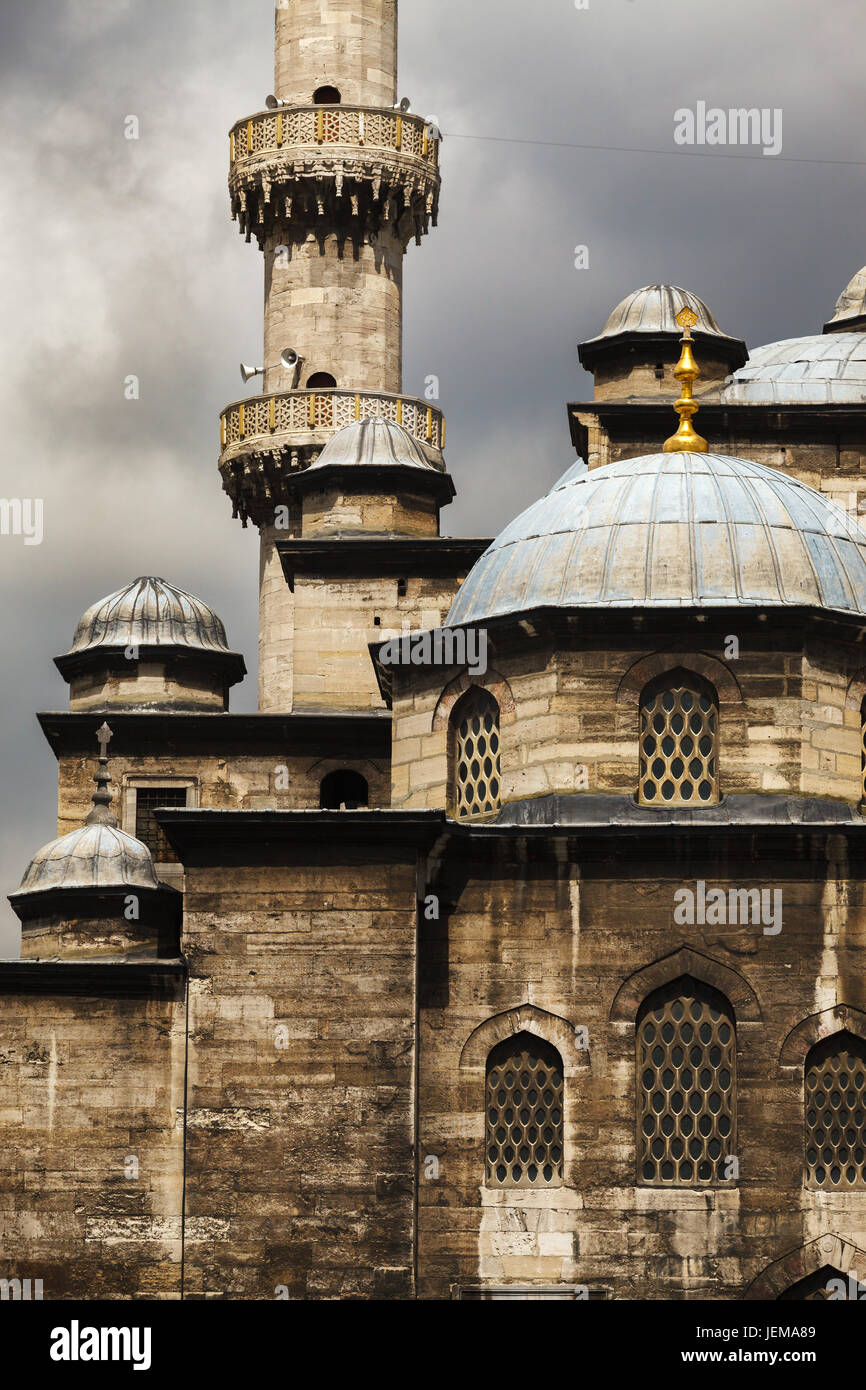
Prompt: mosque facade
<box><xmin>4</xmin><ymin>1</ymin><xmax>866</xmax><ymax>1300</ymax></box>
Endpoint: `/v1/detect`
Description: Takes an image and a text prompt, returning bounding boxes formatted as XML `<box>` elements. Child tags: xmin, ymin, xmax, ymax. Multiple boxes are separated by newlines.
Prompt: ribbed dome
<box><xmin>68</xmin><ymin>577</ymin><xmax>231</xmax><ymax>655</ymax></box>
<box><xmin>721</xmin><ymin>334</ymin><xmax>866</xmax><ymax>404</ymax></box>
<box><xmin>309</xmin><ymin>418</ymin><xmax>442</xmax><ymax>473</ymax></box>
<box><xmin>15</xmin><ymin>823</ymin><xmax>159</xmax><ymax>896</ymax></box>
<box><xmin>586</xmin><ymin>285</ymin><xmax>728</xmax><ymax>342</ymax></box>
<box><xmin>446</xmin><ymin>452</ymin><xmax>866</xmax><ymax>625</ymax></box>
<box><xmin>825</xmin><ymin>265</ymin><xmax>866</xmax><ymax>331</ymax></box>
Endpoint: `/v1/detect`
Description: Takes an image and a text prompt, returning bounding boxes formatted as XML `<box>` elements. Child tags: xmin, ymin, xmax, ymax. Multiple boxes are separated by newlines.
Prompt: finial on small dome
<box><xmin>663</xmin><ymin>306</ymin><xmax>709</xmax><ymax>453</ymax></box>
<box><xmin>85</xmin><ymin>722</ymin><xmax>118</xmax><ymax>827</ymax></box>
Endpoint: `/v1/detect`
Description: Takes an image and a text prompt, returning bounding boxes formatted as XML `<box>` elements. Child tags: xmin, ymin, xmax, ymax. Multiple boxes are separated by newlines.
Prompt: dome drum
<box><xmin>56</xmin><ymin>644</ymin><xmax>245</xmax><ymax>713</ymax></box>
<box><xmin>9</xmin><ymin>882</ymin><xmax>182</xmax><ymax>962</ymax></box>
<box><xmin>382</xmin><ymin>608</ymin><xmax>866</xmax><ymax>820</ymax></box>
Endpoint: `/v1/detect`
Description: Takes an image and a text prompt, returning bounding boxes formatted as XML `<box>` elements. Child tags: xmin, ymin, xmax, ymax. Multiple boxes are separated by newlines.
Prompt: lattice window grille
<box><xmin>860</xmin><ymin>698</ymin><xmax>866</xmax><ymax>803</ymax></box>
<box><xmin>639</xmin><ymin>673</ymin><xmax>719</xmax><ymax>805</ymax></box>
<box><xmin>486</xmin><ymin>1035</ymin><xmax>563</xmax><ymax>1188</ymax></box>
<box><xmin>805</xmin><ymin>1034</ymin><xmax>866</xmax><ymax>1190</ymax></box>
<box><xmin>453</xmin><ymin>691</ymin><xmax>501</xmax><ymax>819</ymax></box>
<box><xmin>637</xmin><ymin>979</ymin><xmax>736</xmax><ymax>1185</ymax></box>
<box><xmin>134</xmin><ymin>786</ymin><xmax>187</xmax><ymax>863</ymax></box>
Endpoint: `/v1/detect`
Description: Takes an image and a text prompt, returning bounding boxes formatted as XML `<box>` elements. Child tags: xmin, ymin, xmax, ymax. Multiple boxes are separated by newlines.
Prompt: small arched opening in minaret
<box><xmin>313</xmin><ymin>86</ymin><xmax>341</xmax><ymax>105</ymax></box>
<box><xmin>306</xmin><ymin>371</ymin><xmax>337</xmax><ymax>389</ymax></box>
<box><xmin>320</xmin><ymin>770</ymin><xmax>369</xmax><ymax>810</ymax></box>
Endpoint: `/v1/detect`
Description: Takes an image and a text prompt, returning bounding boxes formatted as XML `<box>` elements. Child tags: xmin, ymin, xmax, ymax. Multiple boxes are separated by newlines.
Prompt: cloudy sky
<box><xmin>1</xmin><ymin>0</ymin><xmax>863</xmax><ymax>949</ymax></box>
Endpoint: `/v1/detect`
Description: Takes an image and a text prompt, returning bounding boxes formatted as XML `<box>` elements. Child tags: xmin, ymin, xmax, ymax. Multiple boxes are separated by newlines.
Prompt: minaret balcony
<box><xmin>219</xmin><ymin>387</ymin><xmax>445</xmax><ymax>525</ymax></box>
<box><xmin>228</xmin><ymin>105</ymin><xmax>441</xmax><ymax>247</ymax></box>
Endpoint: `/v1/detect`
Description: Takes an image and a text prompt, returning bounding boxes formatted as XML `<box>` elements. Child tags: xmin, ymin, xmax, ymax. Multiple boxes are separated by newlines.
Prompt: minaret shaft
<box><xmin>263</xmin><ymin>229</ymin><xmax>403</xmax><ymax>397</ymax></box>
<box><xmin>223</xmin><ymin>1</ymin><xmax>444</xmax><ymax>713</ymax></box>
<box><xmin>265</xmin><ymin>2</ymin><xmax>403</xmax><ymax>398</ymax></box>
<box><xmin>274</xmin><ymin>0</ymin><xmax>398</xmax><ymax>108</ymax></box>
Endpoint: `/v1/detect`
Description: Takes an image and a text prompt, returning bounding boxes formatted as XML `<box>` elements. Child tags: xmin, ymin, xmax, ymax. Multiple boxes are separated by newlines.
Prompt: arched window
<box><xmin>860</xmin><ymin>696</ymin><xmax>866</xmax><ymax>803</ymax></box>
<box><xmin>306</xmin><ymin>371</ymin><xmax>336</xmax><ymax>389</ymax></box>
<box><xmin>450</xmin><ymin>687</ymin><xmax>501</xmax><ymax>819</ymax></box>
<box><xmin>638</xmin><ymin>668</ymin><xmax>719</xmax><ymax>806</ymax></box>
<box><xmin>319</xmin><ymin>769</ymin><xmax>368</xmax><ymax>810</ymax></box>
<box><xmin>805</xmin><ymin>1032</ymin><xmax>866</xmax><ymax>1189</ymax></box>
<box><xmin>486</xmin><ymin>1032</ymin><xmax>563</xmax><ymax>1188</ymax></box>
<box><xmin>313</xmin><ymin>85</ymin><xmax>341</xmax><ymax>104</ymax></box>
<box><xmin>637</xmin><ymin>977</ymin><xmax>736</xmax><ymax>1185</ymax></box>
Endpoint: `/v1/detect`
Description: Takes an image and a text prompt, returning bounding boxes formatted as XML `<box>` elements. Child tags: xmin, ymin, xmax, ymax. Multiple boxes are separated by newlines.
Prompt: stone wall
<box><xmin>0</xmin><ymin>988</ymin><xmax>185</xmax><ymax>1299</ymax></box>
<box><xmin>291</xmin><ymin>571</ymin><xmax>457</xmax><ymax>710</ymax></box>
<box><xmin>416</xmin><ymin>834</ymin><xmax>866</xmax><ymax>1298</ymax></box>
<box><xmin>55</xmin><ymin>748</ymin><xmax>392</xmax><ymax>843</ymax></box>
<box><xmin>259</xmin><ymin>524</ymin><xmax>295</xmax><ymax>712</ymax></box>
<box><xmin>180</xmin><ymin>845</ymin><xmax>418</xmax><ymax>1298</ymax></box>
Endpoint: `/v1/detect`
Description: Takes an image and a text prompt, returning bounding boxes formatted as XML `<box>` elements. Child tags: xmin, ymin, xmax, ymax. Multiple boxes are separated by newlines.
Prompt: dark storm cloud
<box><xmin>1</xmin><ymin>0</ymin><xmax>864</xmax><ymax>947</ymax></box>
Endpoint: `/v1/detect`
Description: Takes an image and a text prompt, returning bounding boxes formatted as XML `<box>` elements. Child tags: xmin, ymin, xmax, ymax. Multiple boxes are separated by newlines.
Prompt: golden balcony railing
<box><xmin>220</xmin><ymin>388</ymin><xmax>445</xmax><ymax>456</ymax></box>
<box><xmin>229</xmin><ymin>105</ymin><xmax>440</xmax><ymax>169</ymax></box>
<box><xmin>228</xmin><ymin>105</ymin><xmax>441</xmax><ymax>244</ymax></box>
<box><xmin>218</xmin><ymin>388</ymin><xmax>447</xmax><ymax>526</ymax></box>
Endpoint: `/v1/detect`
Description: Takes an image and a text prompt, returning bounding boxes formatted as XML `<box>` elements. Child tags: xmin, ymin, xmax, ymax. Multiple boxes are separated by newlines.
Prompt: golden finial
<box><xmin>662</xmin><ymin>305</ymin><xmax>708</xmax><ymax>453</ymax></box>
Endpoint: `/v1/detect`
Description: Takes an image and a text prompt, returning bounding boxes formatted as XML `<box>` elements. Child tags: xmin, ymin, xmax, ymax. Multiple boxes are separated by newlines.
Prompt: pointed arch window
<box><xmin>805</xmin><ymin>1032</ymin><xmax>866</xmax><ymax>1189</ymax></box>
<box><xmin>450</xmin><ymin>687</ymin><xmax>501</xmax><ymax>819</ymax></box>
<box><xmin>638</xmin><ymin>668</ymin><xmax>719</xmax><ymax>806</ymax></box>
<box><xmin>637</xmin><ymin>977</ymin><xmax>736</xmax><ymax>1185</ymax></box>
<box><xmin>486</xmin><ymin>1033</ymin><xmax>563</xmax><ymax>1188</ymax></box>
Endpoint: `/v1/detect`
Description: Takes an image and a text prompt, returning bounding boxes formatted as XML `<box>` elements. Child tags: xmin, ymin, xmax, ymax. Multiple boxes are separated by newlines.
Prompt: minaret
<box><xmin>219</xmin><ymin>1</ymin><xmax>445</xmax><ymax>711</ymax></box>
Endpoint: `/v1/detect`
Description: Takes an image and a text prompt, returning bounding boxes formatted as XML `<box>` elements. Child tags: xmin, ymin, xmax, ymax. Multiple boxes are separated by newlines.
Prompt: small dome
<box><xmin>68</xmin><ymin>577</ymin><xmax>232</xmax><ymax>655</ymax></box>
<box><xmin>721</xmin><ymin>334</ymin><xmax>866</xmax><ymax>404</ymax></box>
<box><xmin>309</xmin><ymin>418</ymin><xmax>443</xmax><ymax>473</ymax></box>
<box><xmin>446</xmin><ymin>451</ymin><xmax>866</xmax><ymax>625</ymax></box>
<box><xmin>825</xmin><ymin>265</ymin><xmax>866</xmax><ymax>332</ymax></box>
<box><xmin>14</xmin><ymin>823</ymin><xmax>159</xmax><ymax>897</ymax></box>
<box><xmin>587</xmin><ymin>285</ymin><xmax>729</xmax><ymax>342</ymax></box>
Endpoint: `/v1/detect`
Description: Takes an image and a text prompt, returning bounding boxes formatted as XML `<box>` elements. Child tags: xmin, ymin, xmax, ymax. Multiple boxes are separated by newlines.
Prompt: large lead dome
<box><xmin>720</xmin><ymin>334</ymin><xmax>866</xmax><ymax>404</ymax></box>
<box><xmin>446</xmin><ymin>451</ymin><xmax>866</xmax><ymax>624</ymax></box>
